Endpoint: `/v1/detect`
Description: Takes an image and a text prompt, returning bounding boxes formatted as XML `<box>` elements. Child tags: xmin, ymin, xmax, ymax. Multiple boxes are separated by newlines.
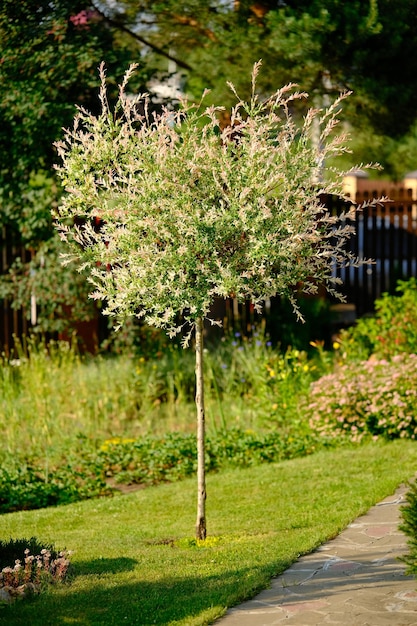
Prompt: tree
<box><xmin>0</xmin><ymin>0</ymin><xmax>147</xmax><ymax>335</ymax></box>
<box><xmin>94</xmin><ymin>0</ymin><xmax>417</xmax><ymax>177</ymax></box>
<box><xmin>53</xmin><ymin>61</ymin><xmax>371</xmax><ymax>538</ymax></box>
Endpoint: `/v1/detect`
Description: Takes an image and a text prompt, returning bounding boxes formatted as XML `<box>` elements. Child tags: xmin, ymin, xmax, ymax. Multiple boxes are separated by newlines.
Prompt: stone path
<box><xmin>215</xmin><ymin>484</ymin><xmax>417</xmax><ymax>625</ymax></box>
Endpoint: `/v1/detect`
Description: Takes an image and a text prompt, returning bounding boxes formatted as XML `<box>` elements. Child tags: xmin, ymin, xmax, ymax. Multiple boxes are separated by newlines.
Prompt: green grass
<box><xmin>1</xmin><ymin>440</ymin><xmax>417</xmax><ymax>625</ymax></box>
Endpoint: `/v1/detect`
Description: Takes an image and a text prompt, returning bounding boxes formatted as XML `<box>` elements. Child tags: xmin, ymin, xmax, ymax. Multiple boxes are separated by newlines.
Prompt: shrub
<box><xmin>308</xmin><ymin>353</ymin><xmax>417</xmax><ymax>442</ymax></box>
<box><xmin>0</xmin><ymin>460</ymin><xmax>111</xmax><ymax>514</ymax></box>
<box><xmin>400</xmin><ymin>480</ymin><xmax>417</xmax><ymax>580</ymax></box>
<box><xmin>339</xmin><ymin>278</ymin><xmax>417</xmax><ymax>361</ymax></box>
<box><xmin>97</xmin><ymin>433</ymin><xmax>198</xmax><ymax>486</ymax></box>
<box><xmin>95</xmin><ymin>427</ymin><xmax>324</xmax><ymax>487</ymax></box>
<box><xmin>0</xmin><ymin>538</ymin><xmax>70</xmax><ymax>605</ymax></box>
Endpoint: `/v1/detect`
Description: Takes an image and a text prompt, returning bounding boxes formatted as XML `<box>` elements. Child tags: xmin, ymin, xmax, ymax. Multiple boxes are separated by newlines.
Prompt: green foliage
<box><xmin>0</xmin><ymin>329</ymin><xmax>334</xmax><ymax>514</ymax></box>
<box><xmin>112</xmin><ymin>1</ymin><xmax>417</xmax><ymax>176</ymax></box>
<box><xmin>308</xmin><ymin>353</ymin><xmax>417</xmax><ymax>442</ymax></box>
<box><xmin>97</xmin><ymin>427</ymin><xmax>323</xmax><ymax>488</ymax></box>
<box><xmin>0</xmin><ymin>337</ymin><xmax>145</xmax><ymax>456</ymax></box>
<box><xmin>0</xmin><ymin>461</ymin><xmax>110</xmax><ymax>514</ymax></box>
<box><xmin>204</xmin><ymin>330</ymin><xmax>326</xmax><ymax>430</ymax></box>
<box><xmin>0</xmin><ymin>0</ymin><xmax>142</xmax><ymax>191</ymax></box>
<box><xmin>0</xmin><ymin>331</ymin><xmax>328</xmax><ymax>463</ymax></box>
<box><xmin>400</xmin><ymin>480</ymin><xmax>417</xmax><ymax>579</ymax></box>
<box><xmin>54</xmin><ymin>62</ymin><xmax>364</xmax><ymax>338</ymax></box>
<box><xmin>98</xmin><ymin>433</ymin><xmax>198</xmax><ymax>486</ymax></box>
<box><xmin>339</xmin><ymin>279</ymin><xmax>417</xmax><ymax>361</ymax></box>
<box><xmin>0</xmin><ymin>233</ymin><xmax>96</xmax><ymax>334</ymax></box>
<box><xmin>0</xmin><ymin>1</ymin><xmax>146</xmax><ymax>335</ymax></box>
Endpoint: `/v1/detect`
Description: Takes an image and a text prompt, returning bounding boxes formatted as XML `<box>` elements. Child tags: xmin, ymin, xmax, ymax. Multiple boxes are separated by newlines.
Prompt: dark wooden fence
<box><xmin>329</xmin><ymin>190</ymin><xmax>417</xmax><ymax>317</ymax></box>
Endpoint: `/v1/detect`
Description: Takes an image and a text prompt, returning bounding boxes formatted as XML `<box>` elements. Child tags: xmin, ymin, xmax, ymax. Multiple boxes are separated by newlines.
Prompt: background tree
<box><xmin>96</xmin><ymin>0</ymin><xmax>417</xmax><ymax>177</ymax></box>
<box><xmin>0</xmin><ymin>0</ymin><xmax>146</xmax><ymax>335</ymax></box>
<box><xmin>53</xmin><ymin>62</ymin><xmax>371</xmax><ymax>538</ymax></box>
<box><xmin>3</xmin><ymin>0</ymin><xmax>417</xmax><ymax>201</ymax></box>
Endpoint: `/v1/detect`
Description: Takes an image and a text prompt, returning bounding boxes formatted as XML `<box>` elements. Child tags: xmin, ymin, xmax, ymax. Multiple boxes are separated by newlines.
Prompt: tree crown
<box><xmin>54</xmin><ymin>62</ymin><xmax>369</xmax><ymax>341</ymax></box>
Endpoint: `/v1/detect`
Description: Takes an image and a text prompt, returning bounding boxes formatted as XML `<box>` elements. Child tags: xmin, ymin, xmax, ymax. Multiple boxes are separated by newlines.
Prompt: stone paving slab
<box><xmin>215</xmin><ymin>484</ymin><xmax>417</xmax><ymax>626</ymax></box>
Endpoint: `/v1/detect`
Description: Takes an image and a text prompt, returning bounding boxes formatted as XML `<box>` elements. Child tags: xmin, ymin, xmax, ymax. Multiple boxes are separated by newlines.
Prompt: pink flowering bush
<box><xmin>308</xmin><ymin>353</ymin><xmax>417</xmax><ymax>441</ymax></box>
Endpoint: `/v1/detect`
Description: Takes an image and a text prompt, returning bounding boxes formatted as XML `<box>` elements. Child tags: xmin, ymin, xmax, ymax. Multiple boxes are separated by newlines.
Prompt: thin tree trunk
<box><xmin>195</xmin><ymin>316</ymin><xmax>207</xmax><ymax>540</ymax></box>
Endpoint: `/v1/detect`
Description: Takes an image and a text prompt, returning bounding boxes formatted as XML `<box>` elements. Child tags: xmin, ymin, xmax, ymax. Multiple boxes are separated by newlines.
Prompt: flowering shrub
<box><xmin>308</xmin><ymin>353</ymin><xmax>417</xmax><ymax>441</ymax></box>
<box><xmin>0</xmin><ymin>538</ymin><xmax>70</xmax><ymax>605</ymax></box>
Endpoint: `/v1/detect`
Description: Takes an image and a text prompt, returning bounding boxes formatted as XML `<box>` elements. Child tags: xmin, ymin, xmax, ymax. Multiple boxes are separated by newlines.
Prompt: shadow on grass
<box><xmin>73</xmin><ymin>557</ymin><xmax>138</xmax><ymax>576</ymax></box>
<box><xmin>0</xmin><ymin>562</ymin><xmax>269</xmax><ymax>626</ymax></box>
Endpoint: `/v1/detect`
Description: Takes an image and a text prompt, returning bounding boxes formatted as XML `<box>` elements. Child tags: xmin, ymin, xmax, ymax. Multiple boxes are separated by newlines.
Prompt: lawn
<box><xmin>1</xmin><ymin>440</ymin><xmax>417</xmax><ymax>625</ymax></box>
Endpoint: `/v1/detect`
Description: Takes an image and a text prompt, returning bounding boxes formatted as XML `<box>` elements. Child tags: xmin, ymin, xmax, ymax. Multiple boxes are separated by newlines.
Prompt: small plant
<box><xmin>98</xmin><ymin>432</ymin><xmax>198</xmax><ymax>486</ymax></box>
<box><xmin>400</xmin><ymin>480</ymin><xmax>417</xmax><ymax>580</ymax></box>
<box><xmin>308</xmin><ymin>353</ymin><xmax>417</xmax><ymax>442</ymax></box>
<box><xmin>0</xmin><ymin>538</ymin><xmax>70</xmax><ymax>605</ymax></box>
<box><xmin>92</xmin><ymin>427</ymin><xmax>325</xmax><ymax>487</ymax></box>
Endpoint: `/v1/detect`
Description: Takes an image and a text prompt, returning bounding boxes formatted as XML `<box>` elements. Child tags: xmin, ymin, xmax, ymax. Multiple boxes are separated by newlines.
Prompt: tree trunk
<box><xmin>195</xmin><ymin>316</ymin><xmax>207</xmax><ymax>540</ymax></box>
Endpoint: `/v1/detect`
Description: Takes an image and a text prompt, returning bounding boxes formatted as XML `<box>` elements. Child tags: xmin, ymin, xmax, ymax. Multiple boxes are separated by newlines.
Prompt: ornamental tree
<box><xmin>54</xmin><ymin>61</ymin><xmax>368</xmax><ymax>539</ymax></box>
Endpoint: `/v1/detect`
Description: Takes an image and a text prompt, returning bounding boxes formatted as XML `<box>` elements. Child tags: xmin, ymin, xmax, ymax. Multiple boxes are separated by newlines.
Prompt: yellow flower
<box><xmin>333</xmin><ymin>341</ymin><xmax>340</xmax><ymax>350</ymax></box>
<box><xmin>100</xmin><ymin>436</ymin><xmax>135</xmax><ymax>451</ymax></box>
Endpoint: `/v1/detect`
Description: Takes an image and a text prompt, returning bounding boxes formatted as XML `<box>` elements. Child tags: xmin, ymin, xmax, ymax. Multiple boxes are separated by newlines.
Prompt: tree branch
<box><xmin>170</xmin><ymin>13</ymin><xmax>218</xmax><ymax>42</ymax></box>
<box><xmin>90</xmin><ymin>2</ymin><xmax>193</xmax><ymax>71</ymax></box>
